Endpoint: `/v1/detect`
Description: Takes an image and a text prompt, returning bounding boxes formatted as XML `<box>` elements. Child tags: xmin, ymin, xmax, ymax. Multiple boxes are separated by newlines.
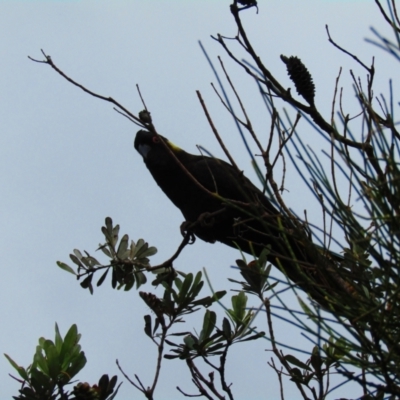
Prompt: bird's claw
<box><xmin>198</xmin><ymin>212</ymin><xmax>215</xmax><ymax>228</ymax></box>
<box><xmin>180</xmin><ymin>221</ymin><xmax>196</xmax><ymax>244</ymax></box>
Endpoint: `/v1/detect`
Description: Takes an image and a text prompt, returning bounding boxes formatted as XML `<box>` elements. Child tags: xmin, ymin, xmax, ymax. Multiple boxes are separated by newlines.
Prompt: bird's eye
<box><xmin>152</xmin><ymin>136</ymin><xmax>160</xmax><ymax>144</ymax></box>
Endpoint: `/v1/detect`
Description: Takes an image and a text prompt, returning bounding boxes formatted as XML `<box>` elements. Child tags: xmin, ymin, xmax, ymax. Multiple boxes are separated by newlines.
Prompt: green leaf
<box><xmin>124</xmin><ymin>277</ymin><xmax>135</xmax><ymax>291</ymax></box>
<box><xmin>144</xmin><ymin>315</ymin><xmax>152</xmax><ymax>338</ymax></box>
<box><xmin>289</xmin><ymin>367</ymin><xmax>303</xmax><ymax>382</ymax></box>
<box><xmin>177</xmin><ymin>273</ymin><xmax>193</xmax><ymax>304</ymax></box>
<box><xmin>164</xmin><ymin>354</ymin><xmax>180</xmax><ymax>360</ymax></box>
<box><xmin>205</xmin><ymin>343</ymin><xmax>225</xmax><ymax>354</ymax></box>
<box><xmin>237</xmin><ymin>331</ymin><xmax>265</xmax><ymax>342</ymax></box>
<box><xmin>97</xmin><ymin>269</ymin><xmax>109</xmax><ymax>287</ymax></box>
<box><xmin>138</xmin><ymin>246</ymin><xmax>157</xmax><ymax>258</ymax></box>
<box><xmin>57</xmin><ymin>261</ymin><xmax>76</xmax><ymax>275</ymax></box>
<box><xmin>105</xmin><ymin>217</ymin><xmax>113</xmax><ymax>233</ymax></box>
<box><xmin>192</xmin><ymin>290</ymin><xmax>227</xmax><ymax>307</ymax></box>
<box><xmin>310</xmin><ymin>346</ymin><xmax>322</xmax><ymax>374</ymax></box>
<box><xmin>135</xmin><ymin>271</ymin><xmax>147</xmax><ymax>289</ymax></box>
<box><xmin>235</xmin><ymin>259</ymin><xmax>247</xmax><ymax>269</ymax></box>
<box><xmin>200</xmin><ymin>310</ymin><xmax>216</xmax><ymax>342</ymax></box>
<box><xmin>117</xmin><ymin>234</ymin><xmax>129</xmax><ymax>258</ymax></box>
<box><xmin>80</xmin><ymin>275</ymin><xmax>93</xmax><ymax>294</ymax></box>
<box><xmin>99</xmin><ymin>244</ymin><xmax>112</xmax><ymax>258</ymax></box>
<box><xmin>183</xmin><ymin>335</ymin><xmax>197</xmax><ymax>350</ymax></box>
<box><xmin>66</xmin><ymin>351</ymin><xmax>86</xmax><ymax>378</ymax></box>
<box><xmin>231</xmin><ymin>292</ymin><xmax>247</xmax><ymax>322</ymax></box>
<box><xmin>111</xmin><ymin>225</ymin><xmax>120</xmax><ymax>245</ymax></box>
<box><xmin>34</xmin><ymin>346</ymin><xmax>49</xmax><ymax>376</ymax></box>
<box><xmin>174</xmin><ymin>277</ymin><xmax>183</xmax><ymax>291</ymax></box>
<box><xmin>60</xmin><ymin>324</ymin><xmax>78</xmax><ymax>362</ymax></box>
<box><xmin>192</xmin><ymin>271</ymin><xmax>202</xmax><ymax>287</ymax></box>
<box><xmin>54</xmin><ymin>323</ymin><xmax>62</xmax><ymax>353</ymax></box>
<box><xmin>284</xmin><ymin>354</ymin><xmax>311</xmax><ymax>371</ymax></box>
<box><xmin>73</xmin><ymin>249</ymin><xmax>83</xmax><ymax>260</ymax></box>
<box><xmin>222</xmin><ymin>317</ymin><xmax>232</xmax><ymax>338</ymax></box>
<box><xmin>69</xmin><ymin>254</ymin><xmax>83</xmax><ymax>267</ymax></box>
<box><xmin>43</xmin><ymin>341</ymin><xmax>61</xmax><ymax>379</ymax></box>
<box><xmin>4</xmin><ymin>354</ymin><xmax>29</xmax><ymax>381</ymax></box>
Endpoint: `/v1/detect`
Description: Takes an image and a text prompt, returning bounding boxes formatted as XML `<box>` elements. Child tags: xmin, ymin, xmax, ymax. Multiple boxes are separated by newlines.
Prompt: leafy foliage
<box><xmin>5</xmin><ymin>324</ymin><xmax>120</xmax><ymax>400</ymax></box>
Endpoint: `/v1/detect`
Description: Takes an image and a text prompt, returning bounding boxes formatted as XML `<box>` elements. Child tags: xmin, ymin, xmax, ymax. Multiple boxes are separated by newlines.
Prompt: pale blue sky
<box><xmin>0</xmin><ymin>1</ymin><xmax>394</xmax><ymax>399</ymax></box>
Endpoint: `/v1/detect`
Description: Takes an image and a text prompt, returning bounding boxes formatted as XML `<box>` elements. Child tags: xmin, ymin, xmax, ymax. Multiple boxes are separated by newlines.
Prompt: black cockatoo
<box><xmin>134</xmin><ymin>130</ymin><xmax>342</xmax><ymax>301</ymax></box>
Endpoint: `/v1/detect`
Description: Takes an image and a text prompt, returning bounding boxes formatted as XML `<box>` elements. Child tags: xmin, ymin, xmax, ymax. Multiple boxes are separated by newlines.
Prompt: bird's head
<box><xmin>134</xmin><ymin>130</ymin><xmax>183</xmax><ymax>165</ymax></box>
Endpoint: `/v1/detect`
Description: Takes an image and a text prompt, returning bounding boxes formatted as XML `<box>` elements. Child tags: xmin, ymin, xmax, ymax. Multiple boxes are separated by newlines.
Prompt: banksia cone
<box><xmin>72</xmin><ymin>382</ymin><xmax>100</xmax><ymax>400</ymax></box>
<box><xmin>140</xmin><ymin>291</ymin><xmax>165</xmax><ymax>320</ymax></box>
<box><xmin>280</xmin><ymin>55</ymin><xmax>315</xmax><ymax>105</ymax></box>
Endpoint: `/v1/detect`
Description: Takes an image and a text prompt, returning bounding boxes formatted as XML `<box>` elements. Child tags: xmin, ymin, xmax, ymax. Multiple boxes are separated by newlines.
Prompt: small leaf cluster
<box><xmin>5</xmin><ymin>324</ymin><xmax>119</xmax><ymax>400</ymax></box>
<box><xmin>141</xmin><ymin>271</ymin><xmax>227</xmax><ymax>335</ymax></box>
<box><xmin>165</xmin><ymin>290</ymin><xmax>264</xmax><ymax>360</ymax></box>
<box><xmin>57</xmin><ymin>217</ymin><xmax>157</xmax><ymax>294</ymax></box>
<box><xmin>72</xmin><ymin>375</ymin><xmax>119</xmax><ymax>400</ymax></box>
<box><xmin>230</xmin><ymin>247</ymin><xmax>277</xmax><ymax>296</ymax></box>
<box><xmin>284</xmin><ymin>337</ymin><xmax>350</xmax><ymax>389</ymax></box>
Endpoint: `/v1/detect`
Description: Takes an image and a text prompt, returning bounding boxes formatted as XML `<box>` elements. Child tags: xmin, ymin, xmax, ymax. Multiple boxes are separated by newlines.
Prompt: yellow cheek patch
<box><xmin>167</xmin><ymin>141</ymin><xmax>182</xmax><ymax>152</ymax></box>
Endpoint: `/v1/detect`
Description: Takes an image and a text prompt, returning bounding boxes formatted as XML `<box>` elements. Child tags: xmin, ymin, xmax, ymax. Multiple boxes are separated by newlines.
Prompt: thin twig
<box><xmin>196</xmin><ymin>90</ymin><xmax>241</xmax><ymax>174</ymax></box>
<box><xmin>136</xmin><ymin>84</ymin><xmax>148</xmax><ymax>110</ymax></box>
<box><xmin>115</xmin><ymin>359</ymin><xmax>144</xmax><ymax>392</ymax></box>
<box><xmin>375</xmin><ymin>0</ymin><xmax>400</xmax><ymax>32</ymax></box>
<box><xmin>218</xmin><ymin>56</ymin><xmax>265</xmax><ymax>153</ymax></box>
<box><xmin>28</xmin><ymin>50</ymin><xmax>145</xmax><ymax>127</ymax></box>
<box><xmin>325</xmin><ymin>26</ymin><xmax>371</xmax><ymax>72</ymax></box>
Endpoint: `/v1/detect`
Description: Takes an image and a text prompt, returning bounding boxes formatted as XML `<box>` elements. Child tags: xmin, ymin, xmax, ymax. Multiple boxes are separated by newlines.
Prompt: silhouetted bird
<box><xmin>134</xmin><ymin>130</ymin><xmax>344</xmax><ymax>304</ymax></box>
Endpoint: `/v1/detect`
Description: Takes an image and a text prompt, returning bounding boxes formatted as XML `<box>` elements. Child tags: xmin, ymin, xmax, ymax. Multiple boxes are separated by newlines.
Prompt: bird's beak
<box><xmin>137</xmin><ymin>143</ymin><xmax>152</xmax><ymax>159</ymax></box>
